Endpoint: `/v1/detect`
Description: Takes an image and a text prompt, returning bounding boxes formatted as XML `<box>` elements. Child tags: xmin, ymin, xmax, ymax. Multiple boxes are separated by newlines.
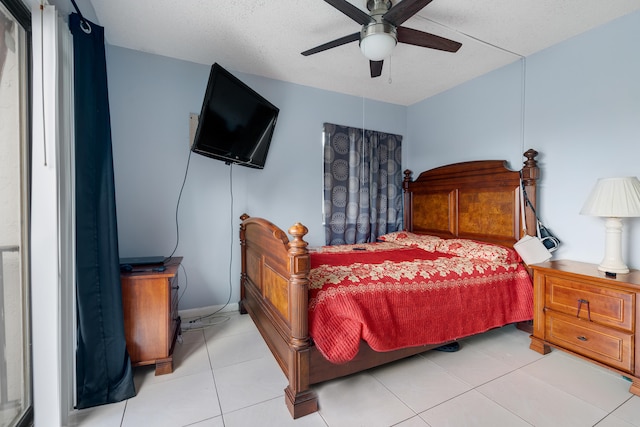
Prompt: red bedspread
<box><xmin>308</xmin><ymin>242</ymin><xmax>533</xmax><ymax>364</ymax></box>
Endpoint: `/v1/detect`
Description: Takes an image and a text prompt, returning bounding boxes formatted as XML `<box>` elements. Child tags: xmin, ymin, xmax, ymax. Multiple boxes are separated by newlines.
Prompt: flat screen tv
<box><xmin>191</xmin><ymin>63</ymin><xmax>279</xmax><ymax>169</ymax></box>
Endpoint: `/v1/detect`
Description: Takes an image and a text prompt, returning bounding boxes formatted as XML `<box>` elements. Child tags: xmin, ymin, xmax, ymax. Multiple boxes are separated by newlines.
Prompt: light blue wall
<box><xmin>407</xmin><ymin>10</ymin><xmax>640</xmax><ymax>271</ymax></box>
<box><xmin>106</xmin><ymin>46</ymin><xmax>406</xmax><ymax>309</ymax></box>
<box><xmin>407</xmin><ymin>59</ymin><xmax>526</xmax><ymax>171</ymax></box>
<box><xmin>108</xmin><ymin>9</ymin><xmax>640</xmax><ymax>310</ymax></box>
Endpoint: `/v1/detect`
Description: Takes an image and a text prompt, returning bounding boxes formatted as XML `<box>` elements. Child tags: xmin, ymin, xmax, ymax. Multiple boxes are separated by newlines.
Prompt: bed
<box><xmin>239</xmin><ymin>149</ymin><xmax>540</xmax><ymax>418</ymax></box>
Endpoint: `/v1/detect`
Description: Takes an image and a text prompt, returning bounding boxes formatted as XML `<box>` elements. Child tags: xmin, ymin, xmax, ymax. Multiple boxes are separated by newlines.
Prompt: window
<box><xmin>0</xmin><ymin>1</ymin><xmax>32</xmax><ymax>426</ymax></box>
<box><xmin>323</xmin><ymin>122</ymin><xmax>403</xmax><ymax>245</ymax></box>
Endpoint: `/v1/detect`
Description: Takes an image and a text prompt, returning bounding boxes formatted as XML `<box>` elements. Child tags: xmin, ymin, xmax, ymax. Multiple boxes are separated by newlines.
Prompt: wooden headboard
<box><xmin>403</xmin><ymin>149</ymin><xmax>539</xmax><ymax>248</ymax></box>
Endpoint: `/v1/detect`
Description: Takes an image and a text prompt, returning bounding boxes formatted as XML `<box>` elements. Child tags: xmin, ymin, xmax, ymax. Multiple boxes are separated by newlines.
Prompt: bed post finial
<box><xmin>521</xmin><ymin>149</ymin><xmax>539</xmax><ymax>184</ymax></box>
<box><xmin>403</xmin><ymin>170</ymin><xmax>413</xmax><ymax>232</ymax></box>
<box><xmin>521</xmin><ymin>149</ymin><xmax>539</xmax><ymax>236</ymax></box>
<box><xmin>288</xmin><ymin>223</ymin><xmax>309</xmax><ymax>244</ymax></box>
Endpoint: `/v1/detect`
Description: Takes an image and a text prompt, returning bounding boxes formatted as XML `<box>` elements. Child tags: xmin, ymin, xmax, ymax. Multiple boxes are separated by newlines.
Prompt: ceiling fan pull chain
<box><xmin>388</xmin><ymin>56</ymin><xmax>392</xmax><ymax>84</ymax></box>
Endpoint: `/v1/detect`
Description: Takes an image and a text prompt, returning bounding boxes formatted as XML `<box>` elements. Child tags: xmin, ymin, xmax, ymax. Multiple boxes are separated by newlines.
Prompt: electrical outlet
<box><xmin>184</xmin><ymin>319</ymin><xmax>205</xmax><ymax>329</ymax></box>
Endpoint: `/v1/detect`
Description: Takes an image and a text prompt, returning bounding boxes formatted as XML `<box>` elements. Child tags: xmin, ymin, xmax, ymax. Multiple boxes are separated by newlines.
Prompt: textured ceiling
<box><xmin>65</xmin><ymin>0</ymin><xmax>640</xmax><ymax>105</ymax></box>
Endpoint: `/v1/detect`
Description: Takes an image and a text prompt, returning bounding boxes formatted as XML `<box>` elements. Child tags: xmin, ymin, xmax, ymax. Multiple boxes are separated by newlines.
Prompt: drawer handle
<box><xmin>576</xmin><ymin>298</ymin><xmax>592</xmax><ymax>321</ymax></box>
<box><xmin>577</xmin><ymin>336</ymin><xmax>588</xmax><ymax>342</ymax></box>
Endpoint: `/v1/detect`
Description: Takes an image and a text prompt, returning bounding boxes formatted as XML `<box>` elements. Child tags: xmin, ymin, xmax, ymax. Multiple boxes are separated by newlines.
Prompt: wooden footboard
<box><xmin>239</xmin><ymin>215</ymin><xmax>317</xmax><ymax>417</ymax></box>
<box><xmin>239</xmin><ymin>215</ymin><xmax>448</xmax><ymax>418</ymax></box>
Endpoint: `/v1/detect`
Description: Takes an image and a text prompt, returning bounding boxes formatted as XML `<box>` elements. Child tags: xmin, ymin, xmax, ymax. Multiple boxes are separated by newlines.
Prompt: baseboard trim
<box><xmin>179</xmin><ymin>302</ymin><xmax>239</xmax><ymax>321</ymax></box>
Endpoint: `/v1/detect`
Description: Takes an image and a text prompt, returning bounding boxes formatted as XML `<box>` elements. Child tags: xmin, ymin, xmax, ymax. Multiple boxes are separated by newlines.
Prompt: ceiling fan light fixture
<box><xmin>360</xmin><ymin>22</ymin><xmax>397</xmax><ymax>61</ymax></box>
<box><xmin>301</xmin><ymin>0</ymin><xmax>462</xmax><ymax>78</ymax></box>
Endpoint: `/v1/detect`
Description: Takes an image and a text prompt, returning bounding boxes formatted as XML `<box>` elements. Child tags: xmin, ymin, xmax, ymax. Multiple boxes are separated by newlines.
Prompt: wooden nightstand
<box><xmin>120</xmin><ymin>257</ymin><xmax>182</xmax><ymax>375</ymax></box>
<box><xmin>530</xmin><ymin>260</ymin><xmax>640</xmax><ymax>396</ymax></box>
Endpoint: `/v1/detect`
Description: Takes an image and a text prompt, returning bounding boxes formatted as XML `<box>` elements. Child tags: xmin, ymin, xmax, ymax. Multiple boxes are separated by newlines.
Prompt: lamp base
<box><xmin>598</xmin><ymin>217</ymin><xmax>629</xmax><ymax>275</ymax></box>
<box><xmin>597</xmin><ymin>263</ymin><xmax>629</xmax><ymax>275</ymax></box>
<box><xmin>598</xmin><ymin>264</ymin><xmax>629</xmax><ymax>277</ymax></box>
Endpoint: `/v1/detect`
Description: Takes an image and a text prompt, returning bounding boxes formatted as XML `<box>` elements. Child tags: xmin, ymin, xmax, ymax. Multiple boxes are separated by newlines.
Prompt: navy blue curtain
<box><xmin>70</xmin><ymin>13</ymin><xmax>136</xmax><ymax>409</ymax></box>
<box><xmin>323</xmin><ymin>123</ymin><xmax>403</xmax><ymax>245</ymax></box>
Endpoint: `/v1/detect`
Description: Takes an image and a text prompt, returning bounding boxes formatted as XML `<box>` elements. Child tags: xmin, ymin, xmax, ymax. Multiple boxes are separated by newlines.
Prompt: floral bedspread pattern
<box><xmin>308</xmin><ymin>240</ymin><xmax>533</xmax><ymax>364</ymax></box>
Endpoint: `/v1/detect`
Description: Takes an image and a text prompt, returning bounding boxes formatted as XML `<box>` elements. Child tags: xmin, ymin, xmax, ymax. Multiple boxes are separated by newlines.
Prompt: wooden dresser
<box><xmin>530</xmin><ymin>260</ymin><xmax>640</xmax><ymax>395</ymax></box>
<box><xmin>120</xmin><ymin>257</ymin><xmax>182</xmax><ymax>375</ymax></box>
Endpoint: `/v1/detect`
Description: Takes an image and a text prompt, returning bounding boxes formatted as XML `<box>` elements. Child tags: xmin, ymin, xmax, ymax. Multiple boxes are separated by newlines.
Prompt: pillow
<box><xmin>377</xmin><ymin>231</ymin><xmax>417</xmax><ymax>243</ymax></box>
<box><xmin>377</xmin><ymin>231</ymin><xmax>443</xmax><ymax>252</ymax></box>
<box><xmin>437</xmin><ymin>239</ymin><xmax>520</xmax><ymax>264</ymax></box>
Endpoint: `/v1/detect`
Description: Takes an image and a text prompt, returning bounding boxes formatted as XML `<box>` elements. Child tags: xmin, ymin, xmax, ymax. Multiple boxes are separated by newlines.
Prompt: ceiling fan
<box><xmin>302</xmin><ymin>0</ymin><xmax>462</xmax><ymax>78</ymax></box>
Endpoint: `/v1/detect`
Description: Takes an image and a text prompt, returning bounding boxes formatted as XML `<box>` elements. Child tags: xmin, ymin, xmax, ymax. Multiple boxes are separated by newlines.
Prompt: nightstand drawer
<box><xmin>546</xmin><ymin>312</ymin><xmax>633</xmax><ymax>373</ymax></box>
<box><xmin>545</xmin><ymin>276</ymin><xmax>634</xmax><ymax>331</ymax></box>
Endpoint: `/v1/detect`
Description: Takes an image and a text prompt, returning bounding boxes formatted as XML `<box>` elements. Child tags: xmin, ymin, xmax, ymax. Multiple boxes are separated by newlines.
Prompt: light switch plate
<box><xmin>189</xmin><ymin>113</ymin><xmax>199</xmax><ymax>148</ymax></box>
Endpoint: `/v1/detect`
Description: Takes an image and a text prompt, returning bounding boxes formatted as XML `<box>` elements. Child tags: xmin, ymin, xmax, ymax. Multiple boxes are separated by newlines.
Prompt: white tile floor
<box><xmin>68</xmin><ymin>311</ymin><xmax>640</xmax><ymax>427</ymax></box>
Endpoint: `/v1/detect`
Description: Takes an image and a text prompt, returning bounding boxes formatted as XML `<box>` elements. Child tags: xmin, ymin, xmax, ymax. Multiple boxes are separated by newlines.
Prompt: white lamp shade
<box><xmin>580</xmin><ymin>177</ymin><xmax>640</xmax><ymax>217</ymax></box>
<box><xmin>581</xmin><ymin>176</ymin><xmax>640</xmax><ymax>274</ymax></box>
<box><xmin>360</xmin><ymin>33</ymin><xmax>396</xmax><ymax>61</ymax></box>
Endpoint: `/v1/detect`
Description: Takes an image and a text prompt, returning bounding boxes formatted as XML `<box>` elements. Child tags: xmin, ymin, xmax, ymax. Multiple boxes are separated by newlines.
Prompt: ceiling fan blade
<box><xmin>301</xmin><ymin>32</ymin><xmax>361</xmax><ymax>56</ymax></box>
<box><xmin>383</xmin><ymin>0</ymin><xmax>434</xmax><ymax>27</ymax></box>
<box><xmin>325</xmin><ymin>0</ymin><xmax>374</xmax><ymax>25</ymax></box>
<box><xmin>370</xmin><ymin>60</ymin><xmax>383</xmax><ymax>78</ymax></box>
<box><xmin>397</xmin><ymin>27</ymin><xmax>461</xmax><ymax>52</ymax></box>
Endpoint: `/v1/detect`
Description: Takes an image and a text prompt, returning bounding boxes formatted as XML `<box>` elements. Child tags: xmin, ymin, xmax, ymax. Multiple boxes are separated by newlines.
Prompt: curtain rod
<box><xmin>69</xmin><ymin>0</ymin><xmax>91</xmax><ymax>32</ymax></box>
<box><xmin>69</xmin><ymin>0</ymin><xmax>84</xmax><ymax>20</ymax></box>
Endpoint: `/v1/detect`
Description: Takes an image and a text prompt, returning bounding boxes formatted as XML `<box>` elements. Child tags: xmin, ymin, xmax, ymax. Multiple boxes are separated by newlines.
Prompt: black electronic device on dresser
<box><xmin>119</xmin><ymin>256</ymin><xmax>166</xmax><ymax>272</ymax></box>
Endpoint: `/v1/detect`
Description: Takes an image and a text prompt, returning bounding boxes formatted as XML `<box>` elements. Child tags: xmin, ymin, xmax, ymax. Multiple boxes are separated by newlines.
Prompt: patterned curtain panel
<box><xmin>323</xmin><ymin>122</ymin><xmax>403</xmax><ymax>245</ymax></box>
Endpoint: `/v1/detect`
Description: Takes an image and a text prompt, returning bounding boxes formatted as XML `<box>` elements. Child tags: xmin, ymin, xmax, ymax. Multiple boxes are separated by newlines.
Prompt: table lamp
<box><xmin>580</xmin><ymin>176</ymin><xmax>640</xmax><ymax>275</ymax></box>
